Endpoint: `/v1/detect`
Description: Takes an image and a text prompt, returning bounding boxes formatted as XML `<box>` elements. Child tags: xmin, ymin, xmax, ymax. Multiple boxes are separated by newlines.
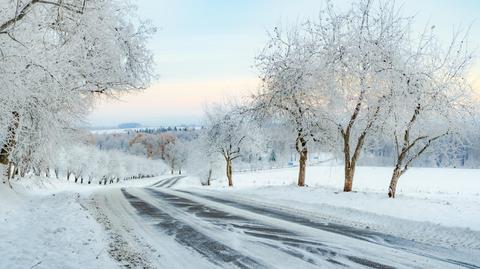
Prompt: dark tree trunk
<box><xmin>343</xmin><ymin>132</ymin><xmax>353</xmax><ymax>192</ymax></box>
<box><xmin>11</xmin><ymin>163</ymin><xmax>18</xmax><ymax>180</ymax></box>
<box><xmin>226</xmin><ymin>158</ymin><xmax>233</xmax><ymax>187</ymax></box>
<box><xmin>296</xmin><ymin>134</ymin><xmax>308</xmax><ymax>187</ymax></box>
<box><xmin>13</xmin><ymin>164</ymin><xmax>19</xmax><ymax>179</ymax></box>
<box><xmin>342</xmin><ymin>131</ymin><xmax>363</xmax><ymax>192</ymax></box>
<box><xmin>388</xmin><ymin>166</ymin><xmax>402</xmax><ymax>198</ymax></box>
<box><xmin>207</xmin><ymin>169</ymin><xmax>212</xmax><ymax>186</ymax></box>
<box><xmin>298</xmin><ymin>149</ymin><xmax>307</xmax><ymax>187</ymax></box>
<box><xmin>343</xmin><ymin>162</ymin><xmax>355</xmax><ymax>192</ymax></box>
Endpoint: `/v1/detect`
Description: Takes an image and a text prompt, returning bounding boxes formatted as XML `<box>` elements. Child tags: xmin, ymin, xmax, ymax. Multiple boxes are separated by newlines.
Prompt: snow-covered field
<box><xmin>202</xmin><ymin>165</ymin><xmax>480</xmax><ymax>195</ymax></box>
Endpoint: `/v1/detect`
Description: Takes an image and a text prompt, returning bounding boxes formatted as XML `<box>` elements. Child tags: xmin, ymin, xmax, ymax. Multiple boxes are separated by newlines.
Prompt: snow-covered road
<box><xmin>90</xmin><ymin>176</ymin><xmax>480</xmax><ymax>269</ymax></box>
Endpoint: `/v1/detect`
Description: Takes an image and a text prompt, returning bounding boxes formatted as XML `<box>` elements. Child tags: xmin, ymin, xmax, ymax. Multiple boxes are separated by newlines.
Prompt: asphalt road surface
<box><xmin>91</xmin><ymin>176</ymin><xmax>480</xmax><ymax>269</ymax></box>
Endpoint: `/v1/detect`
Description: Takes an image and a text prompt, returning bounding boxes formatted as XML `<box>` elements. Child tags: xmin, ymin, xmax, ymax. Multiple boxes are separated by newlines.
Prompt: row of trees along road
<box><xmin>94</xmin><ymin>131</ymin><xmax>192</xmax><ymax>175</ymax></box>
<box><xmin>199</xmin><ymin>0</ymin><xmax>476</xmax><ymax>198</ymax></box>
<box><xmin>0</xmin><ymin>0</ymin><xmax>155</xmax><ymax>187</ymax></box>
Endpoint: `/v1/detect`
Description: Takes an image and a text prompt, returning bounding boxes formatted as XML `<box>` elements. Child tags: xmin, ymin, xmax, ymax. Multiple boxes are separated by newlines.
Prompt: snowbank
<box><xmin>179</xmin><ymin>166</ymin><xmax>480</xmax><ymax>235</ymax></box>
<box><xmin>0</xmin><ymin>175</ymin><xmax>170</xmax><ymax>269</ymax></box>
<box><xmin>0</xmin><ymin>187</ymin><xmax>115</xmax><ymax>268</ymax></box>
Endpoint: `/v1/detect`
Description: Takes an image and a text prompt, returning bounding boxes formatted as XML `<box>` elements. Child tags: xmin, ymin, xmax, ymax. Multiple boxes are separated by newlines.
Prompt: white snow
<box><xmin>201</xmin><ymin>165</ymin><xmax>480</xmax><ymax>195</ymax></box>
<box><xmin>2</xmin><ymin>166</ymin><xmax>479</xmax><ymax>268</ymax></box>
<box><xmin>178</xmin><ymin>165</ymin><xmax>480</xmax><ymax>250</ymax></box>
<box><xmin>0</xmin><ymin>175</ymin><xmax>170</xmax><ymax>269</ymax></box>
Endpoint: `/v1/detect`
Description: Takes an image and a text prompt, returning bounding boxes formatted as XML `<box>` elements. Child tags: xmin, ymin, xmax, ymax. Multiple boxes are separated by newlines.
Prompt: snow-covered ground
<box><xmin>177</xmin><ymin>166</ymin><xmax>480</xmax><ymax>250</ymax></box>
<box><xmin>0</xmin><ymin>175</ymin><xmax>168</xmax><ymax>269</ymax></box>
<box><xmin>1</xmin><ymin>166</ymin><xmax>479</xmax><ymax>268</ymax></box>
<box><xmin>89</xmin><ymin>175</ymin><xmax>480</xmax><ymax>268</ymax></box>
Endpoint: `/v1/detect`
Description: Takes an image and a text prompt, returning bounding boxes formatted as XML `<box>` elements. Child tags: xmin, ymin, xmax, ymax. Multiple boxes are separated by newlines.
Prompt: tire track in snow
<box><xmin>177</xmin><ymin>189</ymin><xmax>480</xmax><ymax>269</ymax></box>
<box><xmin>147</xmin><ymin>188</ymin><xmax>397</xmax><ymax>269</ymax></box>
<box><xmin>165</xmin><ymin>176</ymin><xmax>183</xmax><ymax>188</ymax></box>
<box><xmin>151</xmin><ymin>176</ymin><xmax>184</xmax><ymax>188</ymax></box>
<box><xmin>87</xmin><ymin>194</ymin><xmax>155</xmax><ymax>269</ymax></box>
<box><xmin>121</xmin><ymin>188</ymin><xmax>265</xmax><ymax>269</ymax></box>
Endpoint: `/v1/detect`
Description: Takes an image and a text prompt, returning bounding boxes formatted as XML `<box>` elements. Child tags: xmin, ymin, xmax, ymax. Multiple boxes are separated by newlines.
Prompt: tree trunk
<box><xmin>13</xmin><ymin>165</ymin><xmax>19</xmax><ymax>179</ymax></box>
<box><xmin>67</xmin><ymin>171</ymin><xmax>71</xmax><ymax>181</ymax></box>
<box><xmin>179</xmin><ymin>168</ymin><xmax>182</xmax><ymax>175</ymax></box>
<box><xmin>342</xmin><ymin>134</ymin><xmax>354</xmax><ymax>192</ymax></box>
<box><xmin>388</xmin><ymin>166</ymin><xmax>402</xmax><ymax>198</ymax></box>
<box><xmin>11</xmin><ymin>163</ymin><xmax>17</xmax><ymax>180</ymax></box>
<box><xmin>7</xmin><ymin>162</ymin><xmax>14</xmax><ymax>180</ymax></box>
<box><xmin>0</xmin><ymin>112</ymin><xmax>20</xmax><ymax>166</ymax></box>
<box><xmin>343</xmin><ymin>163</ymin><xmax>354</xmax><ymax>192</ymax></box>
<box><xmin>298</xmin><ymin>149</ymin><xmax>307</xmax><ymax>187</ymax></box>
<box><xmin>295</xmin><ymin>133</ymin><xmax>308</xmax><ymax>187</ymax></box>
<box><xmin>207</xmin><ymin>169</ymin><xmax>212</xmax><ymax>186</ymax></box>
<box><xmin>226</xmin><ymin>158</ymin><xmax>233</xmax><ymax>187</ymax></box>
<box><xmin>2</xmin><ymin>162</ymin><xmax>14</xmax><ymax>188</ymax></box>
<box><xmin>1</xmin><ymin>112</ymin><xmax>20</xmax><ymax>187</ymax></box>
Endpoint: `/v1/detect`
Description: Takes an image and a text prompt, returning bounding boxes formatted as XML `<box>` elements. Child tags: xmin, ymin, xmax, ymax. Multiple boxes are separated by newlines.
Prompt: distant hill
<box><xmin>117</xmin><ymin>123</ymin><xmax>142</xmax><ymax>129</ymax></box>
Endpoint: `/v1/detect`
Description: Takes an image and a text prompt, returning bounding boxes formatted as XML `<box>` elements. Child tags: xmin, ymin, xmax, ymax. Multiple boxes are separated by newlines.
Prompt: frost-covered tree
<box><xmin>48</xmin><ymin>144</ymin><xmax>166</xmax><ymax>184</ymax></box>
<box><xmin>203</xmin><ymin>104</ymin><xmax>254</xmax><ymax>187</ymax></box>
<box><xmin>185</xmin><ymin>136</ymin><xmax>221</xmax><ymax>185</ymax></box>
<box><xmin>385</xmin><ymin>27</ymin><xmax>474</xmax><ymax>198</ymax></box>
<box><xmin>307</xmin><ymin>0</ymin><xmax>409</xmax><ymax>192</ymax></box>
<box><xmin>164</xmin><ymin>140</ymin><xmax>188</xmax><ymax>174</ymax></box>
<box><xmin>0</xmin><ymin>0</ymin><xmax>155</xmax><ymax>186</ymax></box>
<box><xmin>253</xmin><ymin>25</ymin><xmax>330</xmax><ymax>187</ymax></box>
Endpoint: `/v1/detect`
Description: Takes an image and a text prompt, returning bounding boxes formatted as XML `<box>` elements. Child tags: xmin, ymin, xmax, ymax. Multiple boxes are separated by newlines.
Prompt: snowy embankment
<box><xmin>0</xmin><ymin>176</ymin><xmax>166</xmax><ymax>269</ymax></box>
<box><xmin>178</xmin><ymin>166</ymin><xmax>480</xmax><ymax>250</ymax></box>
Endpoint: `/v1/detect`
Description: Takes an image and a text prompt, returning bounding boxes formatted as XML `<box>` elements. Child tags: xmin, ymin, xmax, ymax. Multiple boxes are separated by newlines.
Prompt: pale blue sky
<box><xmin>88</xmin><ymin>0</ymin><xmax>480</xmax><ymax>127</ymax></box>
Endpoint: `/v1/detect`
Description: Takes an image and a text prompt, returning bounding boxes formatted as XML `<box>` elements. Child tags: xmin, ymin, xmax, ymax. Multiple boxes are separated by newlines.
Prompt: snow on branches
<box><xmin>0</xmin><ymin>0</ymin><xmax>155</xmax><ymax>185</ymax></box>
<box><xmin>241</xmin><ymin>0</ymin><xmax>476</xmax><ymax>195</ymax></box>
<box><xmin>50</xmin><ymin>144</ymin><xmax>166</xmax><ymax>184</ymax></box>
